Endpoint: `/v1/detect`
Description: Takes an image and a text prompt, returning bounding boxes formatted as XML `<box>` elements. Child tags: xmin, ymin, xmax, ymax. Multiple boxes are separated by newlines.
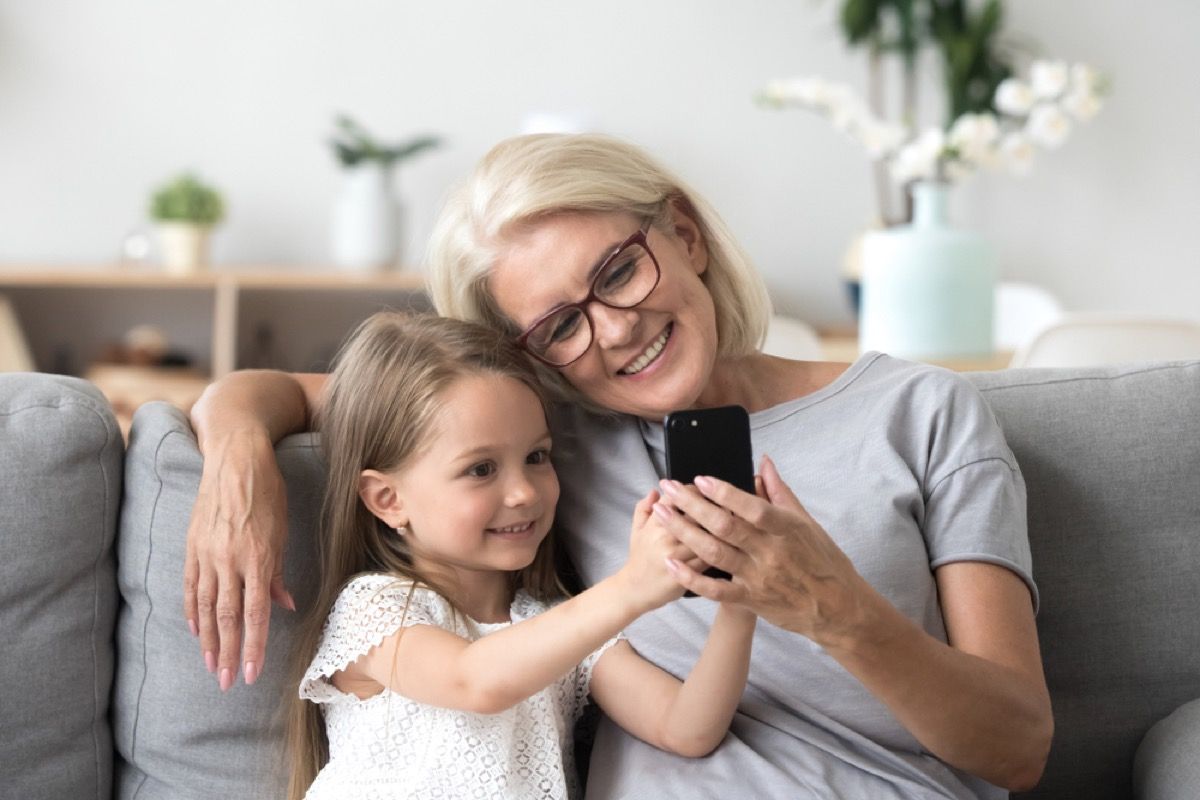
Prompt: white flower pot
<box><xmin>158</xmin><ymin>223</ymin><xmax>212</xmax><ymax>276</ymax></box>
<box><xmin>331</xmin><ymin>163</ymin><xmax>401</xmax><ymax>272</ymax></box>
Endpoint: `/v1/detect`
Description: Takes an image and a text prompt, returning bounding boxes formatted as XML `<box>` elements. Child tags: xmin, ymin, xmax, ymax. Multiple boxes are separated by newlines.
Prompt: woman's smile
<box><xmin>617</xmin><ymin>323</ymin><xmax>673</xmax><ymax>377</ymax></box>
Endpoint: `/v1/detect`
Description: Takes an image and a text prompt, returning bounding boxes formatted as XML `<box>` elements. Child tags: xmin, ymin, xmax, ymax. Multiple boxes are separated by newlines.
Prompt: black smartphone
<box><xmin>663</xmin><ymin>404</ymin><xmax>755</xmax><ymax>590</ymax></box>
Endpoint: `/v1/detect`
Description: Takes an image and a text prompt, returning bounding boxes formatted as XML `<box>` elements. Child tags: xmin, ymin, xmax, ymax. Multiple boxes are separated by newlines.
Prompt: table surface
<box><xmin>817</xmin><ymin>333</ymin><xmax>1014</xmax><ymax>372</ymax></box>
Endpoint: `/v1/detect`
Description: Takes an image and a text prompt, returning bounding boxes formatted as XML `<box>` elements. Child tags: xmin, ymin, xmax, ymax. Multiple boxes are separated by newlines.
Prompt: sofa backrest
<box><xmin>968</xmin><ymin>361</ymin><xmax>1200</xmax><ymax>800</ymax></box>
<box><xmin>0</xmin><ymin>374</ymin><xmax>123</xmax><ymax>800</ymax></box>
<box><xmin>113</xmin><ymin>402</ymin><xmax>324</xmax><ymax>799</ymax></box>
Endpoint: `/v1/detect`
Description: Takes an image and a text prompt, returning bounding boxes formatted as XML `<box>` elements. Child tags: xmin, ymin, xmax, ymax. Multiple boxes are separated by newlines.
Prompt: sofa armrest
<box><xmin>1133</xmin><ymin>698</ymin><xmax>1200</xmax><ymax>799</ymax></box>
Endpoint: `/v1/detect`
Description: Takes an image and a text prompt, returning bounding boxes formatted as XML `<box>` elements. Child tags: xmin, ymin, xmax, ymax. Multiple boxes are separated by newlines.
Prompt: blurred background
<box><xmin>1</xmin><ymin>0</ymin><xmax>1198</xmax><ymax>426</ymax></box>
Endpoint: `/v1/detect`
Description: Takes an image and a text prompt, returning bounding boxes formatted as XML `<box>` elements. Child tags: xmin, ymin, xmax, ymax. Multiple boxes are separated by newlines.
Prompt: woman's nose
<box><xmin>588</xmin><ymin>302</ymin><xmax>639</xmax><ymax>350</ymax></box>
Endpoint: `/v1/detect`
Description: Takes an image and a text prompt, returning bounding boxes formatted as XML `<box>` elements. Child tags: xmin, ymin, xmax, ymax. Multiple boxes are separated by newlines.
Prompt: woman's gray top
<box><xmin>550</xmin><ymin>352</ymin><xmax>1036</xmax><ymax>799</ymax></box>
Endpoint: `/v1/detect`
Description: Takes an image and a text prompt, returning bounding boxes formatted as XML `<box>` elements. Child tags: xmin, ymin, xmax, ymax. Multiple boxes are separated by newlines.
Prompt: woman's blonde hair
<box><xmin>285</xmin><ymin>310</ymin><xmax>568</xmax><ymax>799</ymax></box>
<box><xmin>426</xmin><ymin>133</ymin><xmax>772</xmax><ymax>409</ymax></box>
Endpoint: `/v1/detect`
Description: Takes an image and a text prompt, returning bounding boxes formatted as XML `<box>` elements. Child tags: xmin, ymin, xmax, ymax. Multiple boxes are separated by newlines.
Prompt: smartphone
<box><xmin>663</xmin><ymin>404</ymin><xmax>755</xmax><ymax>589</ymax></box>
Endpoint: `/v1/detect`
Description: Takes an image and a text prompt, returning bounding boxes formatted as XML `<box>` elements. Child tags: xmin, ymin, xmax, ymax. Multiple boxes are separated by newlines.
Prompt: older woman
<box><xmin>186</xmin><ymin>134</ymin><xmax>1052</xmax><ymax>798</ymax></box>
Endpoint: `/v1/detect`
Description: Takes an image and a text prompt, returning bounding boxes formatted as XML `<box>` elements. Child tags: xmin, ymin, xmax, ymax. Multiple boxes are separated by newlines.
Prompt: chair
<box><xmin>994</xmin><ymin>281</ymin><xmax>1064</xmax><ymax>353</ymax></box>
<box><xmin>762</xmin><ymin>313</ymin><xmax>823</xmax><ymax>361</ymax></box>
<box><xmin>1009</xmin><ymin>314</ymin><xmax>1200</xmax><ymax>368</ymax></box>
<box><xmin>0</xmin><ymin>294</ymin><xmax>35</xmax><ymax>372</ymax></box>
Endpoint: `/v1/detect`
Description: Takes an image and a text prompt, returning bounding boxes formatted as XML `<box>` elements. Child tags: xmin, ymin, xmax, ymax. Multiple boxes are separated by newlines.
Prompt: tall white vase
<box><xmin>331</xmin><ymin>163</ymin><xmax>400</xmax><ymax>271</ymax></box>
<box><xmin>859</xmin><ymin>182</ymin><xmax>995</xmax><ymax>359</ymax></box>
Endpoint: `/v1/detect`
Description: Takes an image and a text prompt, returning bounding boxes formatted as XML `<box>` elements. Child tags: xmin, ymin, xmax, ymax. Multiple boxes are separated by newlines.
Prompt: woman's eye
<box><xmin>601</xmin><ymin>259</ymin><xmax>636</xmax><ymax>292</ymax></box>
<box><xmin>549</xmin><ymin>310</ymin><xmax>583</xmax><ymax>343</ymax></box>
<box><xmin>467</xmin><ymin>462</ymin><xmax>496</xmax><ymax>478</ymax></box>
<box><xmin>527</xmin><ymin>448</ymin><xmax>551</xmax><ymax>465</ymax></box>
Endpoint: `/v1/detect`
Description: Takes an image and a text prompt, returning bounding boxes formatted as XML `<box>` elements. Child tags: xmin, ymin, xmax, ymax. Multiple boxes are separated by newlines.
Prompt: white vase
<box><xmin>331</xmin><ymin>163</ymin><xmax>401</xmax><ymax>271</ymax></box>
<box><xmin>158</xmin><ymin>223</ymin><xmax>211</xmax><ymax>276</ymax></box>
<box><xmin>859</xmin><ymin>182</ymin><xmax>995</xmax><ymax>359</ymax></box>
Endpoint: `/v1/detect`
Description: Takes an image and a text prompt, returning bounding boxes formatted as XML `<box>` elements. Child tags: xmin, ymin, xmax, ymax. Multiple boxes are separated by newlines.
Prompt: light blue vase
<box><xmin>859</xmin><ymin>182</ymin><xmax>995</xmax><ymax>359</ymax></box>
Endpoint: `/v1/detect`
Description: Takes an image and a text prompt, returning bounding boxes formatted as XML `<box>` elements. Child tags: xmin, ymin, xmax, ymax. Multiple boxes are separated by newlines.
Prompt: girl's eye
<box><xmin>527</xmin><ymin>448</ymin><xmax>551</xmax><ymax>465</ymax></box>
<box><xmin>467</xmin><ymin>462</ymin><xmax>496</xmax><ymax>478</ymax></box>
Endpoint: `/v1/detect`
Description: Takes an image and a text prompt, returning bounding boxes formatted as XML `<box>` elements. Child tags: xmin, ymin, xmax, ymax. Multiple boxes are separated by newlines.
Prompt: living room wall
<box><xmin>1</xmin><ymin>0</ymin><xmax>1196</xmax><ymax>329</ymax></box>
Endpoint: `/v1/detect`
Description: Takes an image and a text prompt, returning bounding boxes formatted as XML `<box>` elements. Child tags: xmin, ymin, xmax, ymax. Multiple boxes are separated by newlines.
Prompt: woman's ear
<box><xmin>358</xmin><ymin>469</ymin><xmax>406</xmax><ymax>529</ymax></box>
<box><xmin>668</xmin><ymin>195</ymin><xmax>709</xmax><ymax>276</ymax></box>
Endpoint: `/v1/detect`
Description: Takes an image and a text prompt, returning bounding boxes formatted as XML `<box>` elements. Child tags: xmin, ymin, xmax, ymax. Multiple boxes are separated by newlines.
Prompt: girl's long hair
<box><xmin>285</xmin><ymin>311</ymin><xmax>569</xmax><ymax>799</ymax></box>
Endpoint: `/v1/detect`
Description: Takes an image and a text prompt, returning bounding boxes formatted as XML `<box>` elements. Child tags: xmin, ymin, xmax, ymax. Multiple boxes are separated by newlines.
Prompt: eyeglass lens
<box><xmin>525</xmin><ymin>241</ymin><xmax>657</xmax><ymax>365</ymax></box>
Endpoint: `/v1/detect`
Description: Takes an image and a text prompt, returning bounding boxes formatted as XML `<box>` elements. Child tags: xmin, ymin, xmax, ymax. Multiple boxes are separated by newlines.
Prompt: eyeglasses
<box><xmin>516</xmin><ymin>225</ymin><xmax>662</xmax><ymax>368</ymax></box>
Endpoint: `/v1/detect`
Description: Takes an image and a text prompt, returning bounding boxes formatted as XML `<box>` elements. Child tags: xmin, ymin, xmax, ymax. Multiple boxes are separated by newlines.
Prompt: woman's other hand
<box><xmin>655</xmin><ymin>455</ymin><xmax>874</xmax><ymax>647</ymax></box>
<box><xmin>183</xmin><ymin>427</ymin><xmax>294</xmax><ymax>692</ymax></box>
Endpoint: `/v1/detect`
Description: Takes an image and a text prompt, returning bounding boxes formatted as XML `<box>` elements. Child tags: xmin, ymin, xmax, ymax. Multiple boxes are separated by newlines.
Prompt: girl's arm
<box><xmin>344</xmin><ymin>492</ymin><xmax>696</xmax><ymax>714</ymax></box>
<box><xmin>587</xmin><ymin>600</ymin><xmax>756</xmax><ymax>758</ymax></box>
<box><xmin>185</xmin><ymin>370</ymin><xmax>328</xmax><ymax>691</ymax></box>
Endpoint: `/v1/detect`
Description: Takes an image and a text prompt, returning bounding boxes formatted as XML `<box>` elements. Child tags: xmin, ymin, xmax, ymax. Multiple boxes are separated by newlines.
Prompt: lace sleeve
<box><xmin>299</xmin><ymin>573</ymin><xmax>452</xmax><ymax>703</ymax></box>
<box><xmin>575</xmin><ymin>631</ymin><xmax>625</xmax><ymax>709</ymax></box>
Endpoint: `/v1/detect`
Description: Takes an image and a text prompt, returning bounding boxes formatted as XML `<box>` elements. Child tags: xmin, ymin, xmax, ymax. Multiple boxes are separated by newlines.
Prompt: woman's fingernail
<box><xmin>664</xmin><ymin>557</ymin><xmax>680</xmax><ymax>572</ymax></box>
<box><xmin>694</xmin><ymin>475</ymin><xmax>714</xmax><ymax>492</ymax></box>
<box><xmin>204</xmin><ymin>650</ymin><xmax>216</xmax><ymax>674</ymax></box>
<box><xmin>658</xmin><ymin>479</ymin><xmax>677</xmax><ymax>496</ymax></box>
<box><xmin>244</xmin><ymin>661</ymin><xmax>258</xmax><ymax>686</ymax></box>
<box><xmin>188</xmin><ymin>619</ymin><xmax>199</xmax><ymax>637</ymax></box>
<box><xmin>219</xmin><ymin>668</ymin><xmax>233</xmax><ymax>692</ymax></box>
<box><xmin>652</xmin><ymin>503</ymin><xmax>671</xmax><ymax>520</ymax></box>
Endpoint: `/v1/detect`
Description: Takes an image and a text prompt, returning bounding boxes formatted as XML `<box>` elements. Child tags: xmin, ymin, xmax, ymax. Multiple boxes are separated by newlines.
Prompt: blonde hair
<box><xmin>285</xmin><ymin>311</ymin><xmax>568</xmax><ymax>799</ymax></box>
<box><xmin>426</xmin><ymin>133</ymin><xmax>772</xmax><ymax>409</ymax></box>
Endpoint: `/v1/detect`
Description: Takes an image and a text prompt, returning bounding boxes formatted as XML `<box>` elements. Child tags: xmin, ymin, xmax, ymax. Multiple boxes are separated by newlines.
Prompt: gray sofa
<box><xmin>1</xmin><ymin>363</ymin><xmax>1198</xmax><ymax>800</ymax></box>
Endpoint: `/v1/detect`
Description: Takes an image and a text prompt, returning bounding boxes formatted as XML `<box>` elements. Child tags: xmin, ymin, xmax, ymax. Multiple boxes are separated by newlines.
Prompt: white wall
<box><xmin>1</xmin><ymin>0</ymin><xmax>1197</xmax><ymax>329</ymax></box>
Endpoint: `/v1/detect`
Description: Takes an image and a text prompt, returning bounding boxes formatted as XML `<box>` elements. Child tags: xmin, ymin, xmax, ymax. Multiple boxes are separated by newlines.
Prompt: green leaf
<box><xmin>841</xmin><ymin>0</ymin><xmax>882</xmax><ymax>45</ymax></box>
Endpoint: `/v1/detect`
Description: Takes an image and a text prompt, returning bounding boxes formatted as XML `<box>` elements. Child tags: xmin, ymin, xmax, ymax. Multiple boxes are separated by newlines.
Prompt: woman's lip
<box><xmin>618</xmin><ymin>323</ymin><xmax>673</xmax><ymax>378</ymax></box>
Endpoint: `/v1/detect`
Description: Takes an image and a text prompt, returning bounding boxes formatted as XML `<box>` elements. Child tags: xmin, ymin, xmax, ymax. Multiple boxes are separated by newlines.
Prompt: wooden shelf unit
<box><xmin>0</xmin><ymin>266</ymin><xmax>428</xmax><ymax>378</ymax></box>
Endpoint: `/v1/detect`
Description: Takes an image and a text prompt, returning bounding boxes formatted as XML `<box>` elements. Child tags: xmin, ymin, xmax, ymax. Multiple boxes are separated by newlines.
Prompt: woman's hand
<box><xmin>654</xmin><ymin>455</ymin><xmax>875</xmax><ymax>647</ymax></box>
<box><xmin>183</xmin><ymin>427</ymin><xmax>294</xmax><ymax>691</ymax></box>
<box><xmin>616</xmin><ymin>489</ymin><xmax>706</xmax><ymax>614</ymax></box>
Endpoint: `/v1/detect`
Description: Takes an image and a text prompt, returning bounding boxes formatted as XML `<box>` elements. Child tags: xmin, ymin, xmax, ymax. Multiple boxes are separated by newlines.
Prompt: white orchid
<box><xmin>1026</xmin><ymin>103</ymin><xmax>1072</xmax><ymax>148</ymax></box>
<box><xmin>995</xmin><ymin>79</ymin><xmax>1035</xmax><ymax>116</ymax></box>
<box><xmin>948</xmin><ymin>113</ymin><xmax>1000</xmax><ymax>167</ymax></box>
<box><xmin>760</xmin><ymin>58</ymin><xmax>1105</xmax><ymax>195</ymax></box>
<box><xmin>1030</xmin><ymin>60</ymin><xmax>1070</xmax><ymax>99</ymax></box>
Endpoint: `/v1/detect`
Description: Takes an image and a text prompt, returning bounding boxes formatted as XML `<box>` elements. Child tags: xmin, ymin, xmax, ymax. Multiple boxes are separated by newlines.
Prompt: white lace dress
<box><xmin>299</xmin><ymin>573</ymin><xmax>622</xmax><ymax>800</ymax></box>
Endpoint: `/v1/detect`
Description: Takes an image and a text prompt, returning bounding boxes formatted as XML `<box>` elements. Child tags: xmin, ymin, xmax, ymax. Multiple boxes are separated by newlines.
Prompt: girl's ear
<box><xmin>358</xmin><ymin>469</ymin><xmax>406</xmax><ymax>528</ymax></box>
<box><xmin>668</xmin><ymin>195</ymin><xmax>708</xmax><ymax>276</ymax></box>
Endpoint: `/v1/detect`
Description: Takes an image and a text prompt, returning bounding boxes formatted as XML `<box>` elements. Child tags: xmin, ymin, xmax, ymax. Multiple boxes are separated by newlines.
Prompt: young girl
<box><xmin>287</xmin><ymin>311</ymin><xmax>757</xmax><ymax>799</ymax></box>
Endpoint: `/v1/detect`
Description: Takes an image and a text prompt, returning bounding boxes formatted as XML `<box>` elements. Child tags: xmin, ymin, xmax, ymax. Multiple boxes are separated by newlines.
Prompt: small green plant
<box><xmin>150</xmin><ymin>173</ymin><xmax>224</xmax><ymax>226</ymax></box>
<box><xmin>329</xmin><ymin>114</ymin><xmax>440</xmax><ymax>168</ymax></box>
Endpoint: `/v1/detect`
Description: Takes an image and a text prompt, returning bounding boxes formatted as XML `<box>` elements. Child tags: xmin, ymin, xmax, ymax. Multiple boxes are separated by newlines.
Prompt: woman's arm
<box><xmin>588</xmin><ymin>601</ymin><xmax>756</xmax><ymax>758</ymax></box>
<box><xmin>656</xmin><ymin>459</ymin><xmax>1053</xmax><ymax>791</ymax></box>
<box><xmin>185</xmin><ymin>370</ymin><xmax>328</xmax><ymax>691</ymax></box>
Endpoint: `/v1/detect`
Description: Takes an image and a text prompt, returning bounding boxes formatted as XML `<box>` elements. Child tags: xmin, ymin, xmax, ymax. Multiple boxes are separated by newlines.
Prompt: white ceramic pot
<box><xmin>331</xmin><ymin>163</ymin><xmax>400</xmax><ymax>271</ymax></box>
<box><xmin>157</xmin><ymin>223</ymin><xmax>211</xmax><ymax>276</ymax></box>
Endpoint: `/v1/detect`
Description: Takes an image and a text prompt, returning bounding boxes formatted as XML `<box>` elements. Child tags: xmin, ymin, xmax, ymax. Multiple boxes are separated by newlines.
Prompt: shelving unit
<box><xmin>0</xmin><ymin>266</ymin><xmax>431</xmax><ymax>435</ymax></box>
<box><xmin>0</xmin><ymin>266</ymin><xmax>429</xmax><ymax>377</ymax></box>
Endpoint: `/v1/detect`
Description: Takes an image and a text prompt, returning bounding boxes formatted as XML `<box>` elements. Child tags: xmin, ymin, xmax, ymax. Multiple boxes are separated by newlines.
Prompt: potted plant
<box><xmin>149</xmin><ymin>173</ymin><xmax>225</xmax><ymax>276</ymax></box>
<box><xmin>328</xmin><ymin>114</ymin><xmax>440</xmax><ymax>271</ymax></box>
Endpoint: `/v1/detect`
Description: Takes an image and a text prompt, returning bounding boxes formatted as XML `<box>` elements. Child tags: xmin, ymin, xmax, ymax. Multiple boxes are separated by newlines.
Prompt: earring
<box><xmin>395</xmin><ymin>525</ymin><xmax>408</xmax><ymax>536</ymax></box>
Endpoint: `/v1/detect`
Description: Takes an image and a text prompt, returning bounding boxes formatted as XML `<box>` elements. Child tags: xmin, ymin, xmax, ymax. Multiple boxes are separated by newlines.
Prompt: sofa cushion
<box><xmin>0</xmin><ymin>373</ymin><xmax>122</xmax><ymax>800</ymax></box>
<box><xmin>968</xmin><ymin>361</ymin><xmax>1200</xmax><ymax>800</ymax></box>
<box><xmin>112</xmin><ymin>401</ymin><xmax>324</xmax><ymax>799</ymax></box>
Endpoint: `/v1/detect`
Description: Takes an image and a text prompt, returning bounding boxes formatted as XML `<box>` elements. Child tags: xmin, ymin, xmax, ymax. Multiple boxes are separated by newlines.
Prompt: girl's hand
<box><xmin>617</xmin><ymin>490</ymin><xmax>706</xmax><ymax>613</ymax></box>
<box><xmin>654</xmin><ymin>455</ymin><xmax>873</xmax><ymax>647</ymax></box>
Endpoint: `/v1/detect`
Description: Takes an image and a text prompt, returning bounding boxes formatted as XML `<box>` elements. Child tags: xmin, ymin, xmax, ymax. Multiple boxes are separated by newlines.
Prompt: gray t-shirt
<box><xmin>550</xmin><ymin>352</ymin><xmax>1036</xmax><ymax>800</ymax></box>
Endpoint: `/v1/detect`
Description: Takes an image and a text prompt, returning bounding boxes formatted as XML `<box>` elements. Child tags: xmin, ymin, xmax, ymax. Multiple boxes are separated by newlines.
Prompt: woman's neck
<box><xmin>696</xmin><ymin>353</ymin><xmax>849</xmax><ymax>413</ymax></box>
